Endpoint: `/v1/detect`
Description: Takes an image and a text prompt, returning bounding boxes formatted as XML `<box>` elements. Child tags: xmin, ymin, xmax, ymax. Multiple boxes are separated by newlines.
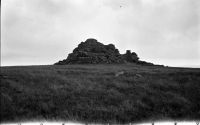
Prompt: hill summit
<box><xmin>55</xmin><ymin>38</ymin><xmax>153</xmax><ymax>65</ymax></box>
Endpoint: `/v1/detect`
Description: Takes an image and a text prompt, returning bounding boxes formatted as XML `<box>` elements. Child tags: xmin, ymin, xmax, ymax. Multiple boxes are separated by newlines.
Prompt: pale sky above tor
<box><xmin>1</xmin><ymin>0</ymin><xmax>200</xmax><ymax>67</ymax></box>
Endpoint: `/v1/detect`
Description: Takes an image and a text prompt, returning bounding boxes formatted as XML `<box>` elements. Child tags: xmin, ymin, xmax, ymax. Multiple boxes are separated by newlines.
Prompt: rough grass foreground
<box><xmin>0</xmin><ymin>121</ymin><xmax>200</xmax><ymax>125</ymax></box>
<box><xmin>0</xmin><ymin>64</ymin><xmax>200</xmax><ymax>123</ymax></box>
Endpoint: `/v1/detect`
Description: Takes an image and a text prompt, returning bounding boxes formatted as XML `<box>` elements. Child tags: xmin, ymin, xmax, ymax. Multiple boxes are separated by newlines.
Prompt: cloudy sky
<box><xmin>1</xmin><ymin>0</ymin><xmax>200</xmax><ymax>67</ymax></box>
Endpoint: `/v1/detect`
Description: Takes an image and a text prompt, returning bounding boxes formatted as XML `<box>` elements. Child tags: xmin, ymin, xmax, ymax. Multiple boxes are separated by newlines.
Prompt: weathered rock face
<box><xmin>55</xmin><ymin>38</ymin><xmax>147</xmax><ymax>65</ymax></box>
<box><xmin>122</xmin><ymin>50</ymin><xmax>139</xmax><ymax>63</ymax></box>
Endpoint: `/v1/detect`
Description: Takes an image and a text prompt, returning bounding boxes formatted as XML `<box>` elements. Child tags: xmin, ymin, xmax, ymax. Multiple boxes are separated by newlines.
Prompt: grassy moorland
<box><xmin>0</xmin><ymin>64</ymin><xmax>200</xmax><ymax>123</ymax></box>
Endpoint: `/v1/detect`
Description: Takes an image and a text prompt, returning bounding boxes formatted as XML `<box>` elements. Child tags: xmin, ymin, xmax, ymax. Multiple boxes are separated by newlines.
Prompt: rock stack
<box><xmin>55</xmin><ymin>38</ymin><xmax>153</xmax><ymax>65</ymax></box>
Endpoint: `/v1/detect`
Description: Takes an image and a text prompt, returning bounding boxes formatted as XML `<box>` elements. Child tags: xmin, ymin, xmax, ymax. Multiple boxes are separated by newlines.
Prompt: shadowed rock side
<box><xmin>55</xmin><ymin>38</ymin><xmax>154</xmax><ymax>65</ymax></box>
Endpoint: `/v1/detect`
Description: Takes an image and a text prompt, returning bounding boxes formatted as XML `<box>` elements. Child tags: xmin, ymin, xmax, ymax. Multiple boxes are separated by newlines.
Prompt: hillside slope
<box><xmin>0</xmin><ymin>64</ymin><xmax>200</xmax><ymax>123</ymax></box>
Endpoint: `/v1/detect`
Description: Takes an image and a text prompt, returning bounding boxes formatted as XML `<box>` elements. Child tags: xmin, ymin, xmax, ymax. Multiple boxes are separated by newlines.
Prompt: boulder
<box><xmin>122</xmin><ymin>50</ymin><xmax>139</xmax><ymax>63</ymax></box>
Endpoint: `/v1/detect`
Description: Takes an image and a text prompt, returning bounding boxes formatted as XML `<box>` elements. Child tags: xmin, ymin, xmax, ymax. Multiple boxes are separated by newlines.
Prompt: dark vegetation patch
<box><xmin>0</xmin><ymin>64</ymin><xmax>200</xmax><ymax>123</ymax></box>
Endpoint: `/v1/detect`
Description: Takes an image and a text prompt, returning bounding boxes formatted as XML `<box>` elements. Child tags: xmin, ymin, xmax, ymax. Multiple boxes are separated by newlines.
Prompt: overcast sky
<box><xmin>1</xmin><ymin>0</ymin><xmax>200</xmax><ymax>67</ymax></box>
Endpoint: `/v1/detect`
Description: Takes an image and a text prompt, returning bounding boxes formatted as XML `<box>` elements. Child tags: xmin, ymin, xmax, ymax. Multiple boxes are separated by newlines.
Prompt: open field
<box><xmin>0</xmin><ymin>64</ymin><xmax>200</xmax><ymax>123</ymax></box>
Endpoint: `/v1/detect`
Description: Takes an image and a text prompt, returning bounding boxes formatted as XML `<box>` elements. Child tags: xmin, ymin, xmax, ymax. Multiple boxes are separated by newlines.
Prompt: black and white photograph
<box><xmin>1</xmin><ymin>0</ymin><xmax>200</xmax><ymax>125</ymax></box>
